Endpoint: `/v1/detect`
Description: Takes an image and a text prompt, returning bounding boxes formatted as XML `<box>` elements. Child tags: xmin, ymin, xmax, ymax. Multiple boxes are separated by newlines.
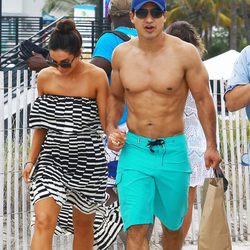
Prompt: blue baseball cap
<box><xmin>131</xmin><ymin>0</ymin><xmax>166</xmax><ymax>12</ymax></box>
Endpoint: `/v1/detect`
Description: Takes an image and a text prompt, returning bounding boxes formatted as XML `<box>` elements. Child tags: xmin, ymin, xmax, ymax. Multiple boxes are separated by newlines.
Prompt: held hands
<box><xmin>22</xmin><ymin>162</ymin><xmax>35</xmax><ymax>184</ymax></box>
<box><xmin>204</xmin><ymin>147</ymin><xmax>222</xmax><ymax>169</ymax></box>
<box><xmin>107</xmin><ymin>129</ymin><xmax>126</xmax><ymax>152</ymax></box>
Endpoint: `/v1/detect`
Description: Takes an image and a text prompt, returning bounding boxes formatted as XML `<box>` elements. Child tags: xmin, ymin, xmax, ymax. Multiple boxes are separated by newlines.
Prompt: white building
<box><xmin>2</xmin><ymin>0</ymin><xmax>46</xmax><ymax>16</ymax></box>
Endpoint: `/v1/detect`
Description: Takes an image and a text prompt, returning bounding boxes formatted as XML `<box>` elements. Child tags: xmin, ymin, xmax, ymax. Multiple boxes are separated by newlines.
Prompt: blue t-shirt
<box><xmin>93</xmin><ymin>27</ymin><xmax>138</xmax><ymax>125</ymax></box>
<box><xmin>225</xmin><ymin>46</ymin><xmax>250</xmax><ymax>118</ymax></box>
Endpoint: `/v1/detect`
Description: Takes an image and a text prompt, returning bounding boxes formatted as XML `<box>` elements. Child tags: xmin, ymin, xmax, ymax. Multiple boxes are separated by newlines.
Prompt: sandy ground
<box><xmin>182</xmin><ymin>242</ymin><xmax>250</xmax><ymax>250</ymax></box>
<box><xmin>148</xmin><ymin>242</ymin><xmax>250</xmax><ymax>249</ymax></box>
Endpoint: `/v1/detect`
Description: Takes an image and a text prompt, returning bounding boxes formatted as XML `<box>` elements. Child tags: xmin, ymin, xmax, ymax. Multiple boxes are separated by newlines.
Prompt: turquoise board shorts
<box><xmin>116</xmin><ymin>132</ymin><xmax>192</xmax><ymax>232</ymax></box>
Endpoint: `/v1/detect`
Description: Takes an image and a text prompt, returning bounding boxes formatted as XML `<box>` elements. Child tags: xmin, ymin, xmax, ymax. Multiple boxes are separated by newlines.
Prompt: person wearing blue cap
<box><xmin>106</xmin><ymin>0</ymin><xmax>221</xmax><ymax>249</ymax></box>
<box><xmin>224</xmin><ymin>45</ymin><xmax>250</xmax><ymax>119</ymax></box>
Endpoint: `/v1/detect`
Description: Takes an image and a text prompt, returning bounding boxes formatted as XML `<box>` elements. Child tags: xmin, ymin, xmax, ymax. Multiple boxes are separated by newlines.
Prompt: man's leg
<box><xmin>182</xmin><ymin>186</ymin><xmax>197</xmax><ymax>238</ymax></box>
<box><xmin>154</xmin><ymin>170</ymin><xmax>190</xmax><ymax>250</ymax></box>
<box><xmin>116</xmin><ymin>169</ymin><xmax>154</xmax><ymax>249</ymax></box>
<box><xmin>127</xmin><ymin>224</ymin><xmax>150</xmax><ymax>250</ymax></box>
<box><xmin>162</xmin><ymin>225</ymin><xmax>184</xmax><ymax>250</ymax></box>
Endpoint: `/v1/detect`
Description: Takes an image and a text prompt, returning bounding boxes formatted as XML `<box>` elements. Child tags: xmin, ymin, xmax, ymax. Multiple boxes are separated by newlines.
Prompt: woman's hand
<box><xmin>107</xmin><ymin>129</ymin><xmax>126</xmax><ymax>152</ymax></box>
<box><xmin>23</xmin><ymin>162</ymin><xmax>35</xmax><ymax>184</ymax></box>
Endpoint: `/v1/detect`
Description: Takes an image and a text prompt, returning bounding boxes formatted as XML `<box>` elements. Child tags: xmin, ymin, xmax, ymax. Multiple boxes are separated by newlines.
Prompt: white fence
<box><xmin>0</xmin><ymin>70</ymin><xmax>250</xmax><ymax>249</ymax></box>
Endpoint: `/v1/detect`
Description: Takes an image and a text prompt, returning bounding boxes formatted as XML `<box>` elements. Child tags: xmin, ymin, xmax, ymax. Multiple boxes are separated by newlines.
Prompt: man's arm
<box><xmin>90</xmin><ymin>57</ymin><xmax>112</xmax><ymax>76</ymax></box>
<box><xmin>185</xmin><ymin>45</ymin><xmax>221</xmax><ymax>168</ymax></box>
<box><xmin>224</xmin><ymin>47</ymin><xmax>250</xmax><ymax>111</ymax></box>
<box><xmin>90</xmin><ymin>33</ymin><xmax>117</xmax><ymax>76</ymax></box>
<box><xmin>106</xmin><ymin>48</ymin><xmax>126</xmax><ymax>151</ymax></box>
<box><xmin>225</xmin><ymin>85</ymin><xmax>250</xmax><ymax>112</ymax></box>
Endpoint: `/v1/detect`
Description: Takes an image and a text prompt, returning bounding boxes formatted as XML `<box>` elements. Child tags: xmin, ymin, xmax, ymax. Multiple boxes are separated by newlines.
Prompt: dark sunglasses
<box><xmin>47</xmin><ymin>56</ymin><xmax>75</xmax><ymax>68</ymax></box>
<box><xmin>135</xmin><ymin>8</ymin><xmax>164</xmax><ymax>19</ymax></box>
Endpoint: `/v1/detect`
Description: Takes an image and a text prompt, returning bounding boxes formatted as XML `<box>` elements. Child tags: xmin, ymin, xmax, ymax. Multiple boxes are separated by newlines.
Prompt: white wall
<box><xmin>3</xmin><ymin>0</ymin><xmax>45</xmax><ymax>16</ymax></box>
<box><xmin>3</xmin><ymin>0</ymin><xmax>23</xmax><ymax>15</ymax></box>
<box><xmin>23</xmin><ymin>0</ymin><xmax>45</xmax><ymax>16</ymax></box>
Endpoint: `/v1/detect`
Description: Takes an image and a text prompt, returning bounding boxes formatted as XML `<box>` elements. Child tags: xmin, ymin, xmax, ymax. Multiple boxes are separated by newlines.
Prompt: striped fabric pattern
<box><xmin>29</xmin><ymin>95</ymin><xmax>122</xmax><ymax>249</ymax></box>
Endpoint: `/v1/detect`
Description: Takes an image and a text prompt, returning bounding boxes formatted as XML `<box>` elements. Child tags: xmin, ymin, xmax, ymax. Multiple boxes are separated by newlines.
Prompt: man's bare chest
<box><xmin>120</xmin><ymin>62</ymin><xmax>185</xmax><ymax>94</ymax></box>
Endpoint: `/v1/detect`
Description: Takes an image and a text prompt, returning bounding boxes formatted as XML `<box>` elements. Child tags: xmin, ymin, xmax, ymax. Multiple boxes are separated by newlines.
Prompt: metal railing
<box><xmin>1</xmin><ymin>72</ymin><xmax>250</xmax><ymax>249</ymax></box>
<box><xmin>0</xmin><ymin>17</ymin><xmax>62</xmax><ymax>72</ymax></box>
<box><xmin>0</xmin><ymin>16</ymin><xmax>111</xmax><ymax>72</ymax></box>
<box><xmin>1</xmin><ymin>16</ymin><xmax>43</xmax><ymax>54</ymax></box>
<box><xmin>0</xmin><ymin>16</ymin><xmax>111</xmax><ymax>100</ymax></box>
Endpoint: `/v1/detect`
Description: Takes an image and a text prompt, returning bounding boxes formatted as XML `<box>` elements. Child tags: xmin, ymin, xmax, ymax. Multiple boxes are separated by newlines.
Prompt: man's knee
<box><xmin>127</xmin><ymin>224</ymin><xmax>149</xmax><ymax>241</ymax></box>
<box><xmin>162</xmin><ymin>225</ymin><xmax>184</xmax><ymax>238</ymax></box>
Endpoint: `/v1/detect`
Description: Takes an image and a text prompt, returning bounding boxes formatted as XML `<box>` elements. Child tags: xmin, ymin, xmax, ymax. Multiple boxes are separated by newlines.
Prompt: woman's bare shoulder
<box><xmin>37</xmin><ymin>66</ymin><xmax>57</xmax><ymax>82</ymax></box>
<box><xmin>85</xmin><ymin>62</ymin><xmax>106</xmax><ymax>77</ymax></box>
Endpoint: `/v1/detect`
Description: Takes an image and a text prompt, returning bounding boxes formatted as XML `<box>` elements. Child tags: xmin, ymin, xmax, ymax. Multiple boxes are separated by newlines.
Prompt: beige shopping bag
<box><xmin>198</xmin><ymin>178</ymin><xmax>232</xmax><ymax>250</ymax></box>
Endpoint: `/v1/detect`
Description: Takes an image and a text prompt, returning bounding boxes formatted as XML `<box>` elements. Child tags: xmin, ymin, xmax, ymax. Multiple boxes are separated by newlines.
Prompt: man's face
<box><xmin>130</xmin><ymin>2</ymin><xmax>166</xmax><ymax>39</ymax></box>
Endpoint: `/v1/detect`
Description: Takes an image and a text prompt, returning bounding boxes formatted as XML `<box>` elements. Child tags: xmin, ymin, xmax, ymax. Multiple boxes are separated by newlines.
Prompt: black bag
<box><xmin>19</xmin><ymin>40</ymin><xmax>49</xmax><ymax>61</ymax></box>
<box><xmin>100</xmin><ymin>30</ymin><xmax>131</xmax><ymax>42</ymax></box>
<box><xmin>19</xmin><ymin>40</ymin><xmax>49</xmax><ymax>72</ymax></box>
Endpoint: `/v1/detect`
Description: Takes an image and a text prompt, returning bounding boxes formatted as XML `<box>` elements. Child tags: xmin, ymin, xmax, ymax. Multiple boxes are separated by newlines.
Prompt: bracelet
<box><xmin>24</xmin><ymin>161</ymin><xmax>34</xmax><ymax>167</ymax></box>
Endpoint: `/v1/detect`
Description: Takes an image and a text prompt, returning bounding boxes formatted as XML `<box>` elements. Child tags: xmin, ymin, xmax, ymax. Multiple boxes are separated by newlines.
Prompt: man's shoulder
<box><xmin>241</xmin><ymin>45</ymin><xmax>250</xmax><ymax>53</ymax></box>
<box><xmin>167</xmin><ymin>35</ymin><xmax>197</xmax><ymax>55</ymax></box>
<box><xmin>239</xmin><ymin>45</ymin><xmax>250</xmax><ymax>60</ymax></box>
<box><xmin>114</xmin><ymin>39</ymin><xmax>134</xmax><ymax>53</ymax></box>
<box><xmin>111</xmin><ymin>39</ymin><xmax>135</xmax><ymax>64</ymax></box>
<box><xmin>96</xmin><ymin>31</ymin><xmax>119</xmax><ymax>44</ymax></box>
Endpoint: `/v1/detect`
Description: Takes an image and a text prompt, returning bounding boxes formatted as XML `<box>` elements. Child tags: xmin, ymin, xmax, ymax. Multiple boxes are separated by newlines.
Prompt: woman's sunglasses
<box><xmin>135</xmin><ymin>8</ymin><xmax>164</xmax><ymax>19</ymax></box>
<box><xmin>47</xmin><ymin>56</ymin><xmax>75</xmax><ymax>68</ymax></box>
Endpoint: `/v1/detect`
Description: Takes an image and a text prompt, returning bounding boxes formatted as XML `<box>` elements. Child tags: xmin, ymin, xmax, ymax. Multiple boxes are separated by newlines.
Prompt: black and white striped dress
<box><xmin>29</xmin><ymin>94</ymin><xmax>122</xmax><ymax>249</ymax></box>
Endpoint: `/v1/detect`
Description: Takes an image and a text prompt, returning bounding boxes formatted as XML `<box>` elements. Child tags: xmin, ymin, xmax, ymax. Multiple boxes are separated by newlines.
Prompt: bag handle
<box><xmin>213</xmin><ymin>167</ymin><xmax>229</xmax><ymax>192</ymax></box>
<box><xmin>100</xmin><ymin>30</ymin><xmax>131</xmax><ymax>42</ymax></box>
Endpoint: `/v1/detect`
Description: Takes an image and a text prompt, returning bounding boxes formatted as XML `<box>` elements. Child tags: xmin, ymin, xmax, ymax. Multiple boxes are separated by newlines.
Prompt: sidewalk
<box><xmin>149</xmin><ymin>242</ymin><xmax>250</xmax><ymax>249</ymax></box>
<box><xmin>182</xmin><ymin>242</ymin><xmax>250</xmax><ymax>250</ymax></box>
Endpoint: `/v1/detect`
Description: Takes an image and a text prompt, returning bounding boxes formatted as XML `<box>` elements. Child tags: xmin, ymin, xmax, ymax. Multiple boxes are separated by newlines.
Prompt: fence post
<box><xmin>6</xmin><ymin>71</ymin><xmax>13</xmax><ymax>250</ymax></box>
<box><xmin>91</xmin><ymin>20</ymin><xmax>95</xmax><ymax>54</ymax></box>
<box><xmin>15</xmin><ymin>17</ymin><xmax>19</xmax><ymax>47</ymax></box>
<box><xmin>22</xmin><ymin>70</ymin><xmax>29</xmax><ymax>249</ymax></box>
<box><xmin>0</xmin><ymin>71</ymin><xmax>5</xmax><ymax>250</ymax></box>
<box><xmin>14</xmin><ymin>70</ymin><xmax>21</xmax><ymax>249</ymax></box>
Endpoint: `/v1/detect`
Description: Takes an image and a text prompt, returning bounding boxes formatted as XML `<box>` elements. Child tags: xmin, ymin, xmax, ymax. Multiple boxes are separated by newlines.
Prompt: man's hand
<box><xmin>204</xmin><ymin>148</ymin><xmax>221</xmax><ymax>169</ymax></box>
<box><xmin>26</xmin><ymin>51</ymin><xmax>49</xmax><ymax>72</ymax></box>
<box><xmin>107</xmin><ymin>129</ymin><xmax>126</xmax><ymax>152</ymax></box>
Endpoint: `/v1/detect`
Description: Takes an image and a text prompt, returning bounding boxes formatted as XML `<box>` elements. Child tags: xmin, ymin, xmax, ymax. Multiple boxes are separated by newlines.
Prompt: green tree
<box><xmin>240</xmin><ymin>0</ymin><xmax>250</xmax><ymax>46</ymax></box>
<box><xmin>229</xmin><ymin>0</ymin><xmax>237</xmax><ymax>49</ymax></box>
<box><xmin>166</xmin><ymin>0</ymin><xmax>232</xmax><ymax>57</ymax></box>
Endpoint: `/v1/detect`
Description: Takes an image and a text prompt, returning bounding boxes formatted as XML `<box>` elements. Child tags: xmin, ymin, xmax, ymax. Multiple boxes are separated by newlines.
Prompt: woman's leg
<box><xmin>72</xmin><ymin>207</ymin><xmax>95</xmax><ymax>250</ymax></box>
<box><xmin>31</xmin><ymin>197</ymin><xmax>61</xmax><ymax>250</ymax></box>
<box><xmin>182</xmin><ymin>186</ymin><xmax>197</xmax><ymax>238</ymax></box>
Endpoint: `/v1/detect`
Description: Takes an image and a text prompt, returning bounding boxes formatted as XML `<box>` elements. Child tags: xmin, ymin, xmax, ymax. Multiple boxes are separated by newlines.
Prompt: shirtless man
<box><xmin>106</xmin><ymin>0</ymin><xmax>221</xmax><ymax>249</ymax></box>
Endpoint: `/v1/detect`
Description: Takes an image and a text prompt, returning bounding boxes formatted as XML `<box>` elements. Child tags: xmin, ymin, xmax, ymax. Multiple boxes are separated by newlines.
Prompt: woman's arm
<box><xmin>23</xmin><ymin>70</ymin><xmax>48</xmax><ymax>183</ymax></box>
<box><xmin>96</xmin><ymin>68</ymin><xmax>109</xmax><ymax>132</ymax></box>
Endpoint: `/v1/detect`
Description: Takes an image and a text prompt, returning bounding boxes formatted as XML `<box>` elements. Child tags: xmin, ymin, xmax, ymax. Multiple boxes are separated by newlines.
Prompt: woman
<box><xmin>23</xmin><ymin>19</ymin><xmax>109</xmax><ymax>249</ymax></box>
<box><xmin>166</xmin><ymin>21</ymin><xmax>213</xmax><ymax>239</ymax></box>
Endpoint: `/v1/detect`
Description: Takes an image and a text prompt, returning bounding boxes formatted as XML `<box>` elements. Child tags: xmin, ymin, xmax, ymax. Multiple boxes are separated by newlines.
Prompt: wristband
<box><xmin>24</xmin><ymin>161</ymin><xmax>34</xmax><ymax>167</ymax></box>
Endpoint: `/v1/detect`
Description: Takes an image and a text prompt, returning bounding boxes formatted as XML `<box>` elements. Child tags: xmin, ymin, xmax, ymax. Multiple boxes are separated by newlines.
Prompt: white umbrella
<box><xmin>203</xmin><ymin>50</ymin><xmax>240</xmax><ymax>80</ymax></box>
